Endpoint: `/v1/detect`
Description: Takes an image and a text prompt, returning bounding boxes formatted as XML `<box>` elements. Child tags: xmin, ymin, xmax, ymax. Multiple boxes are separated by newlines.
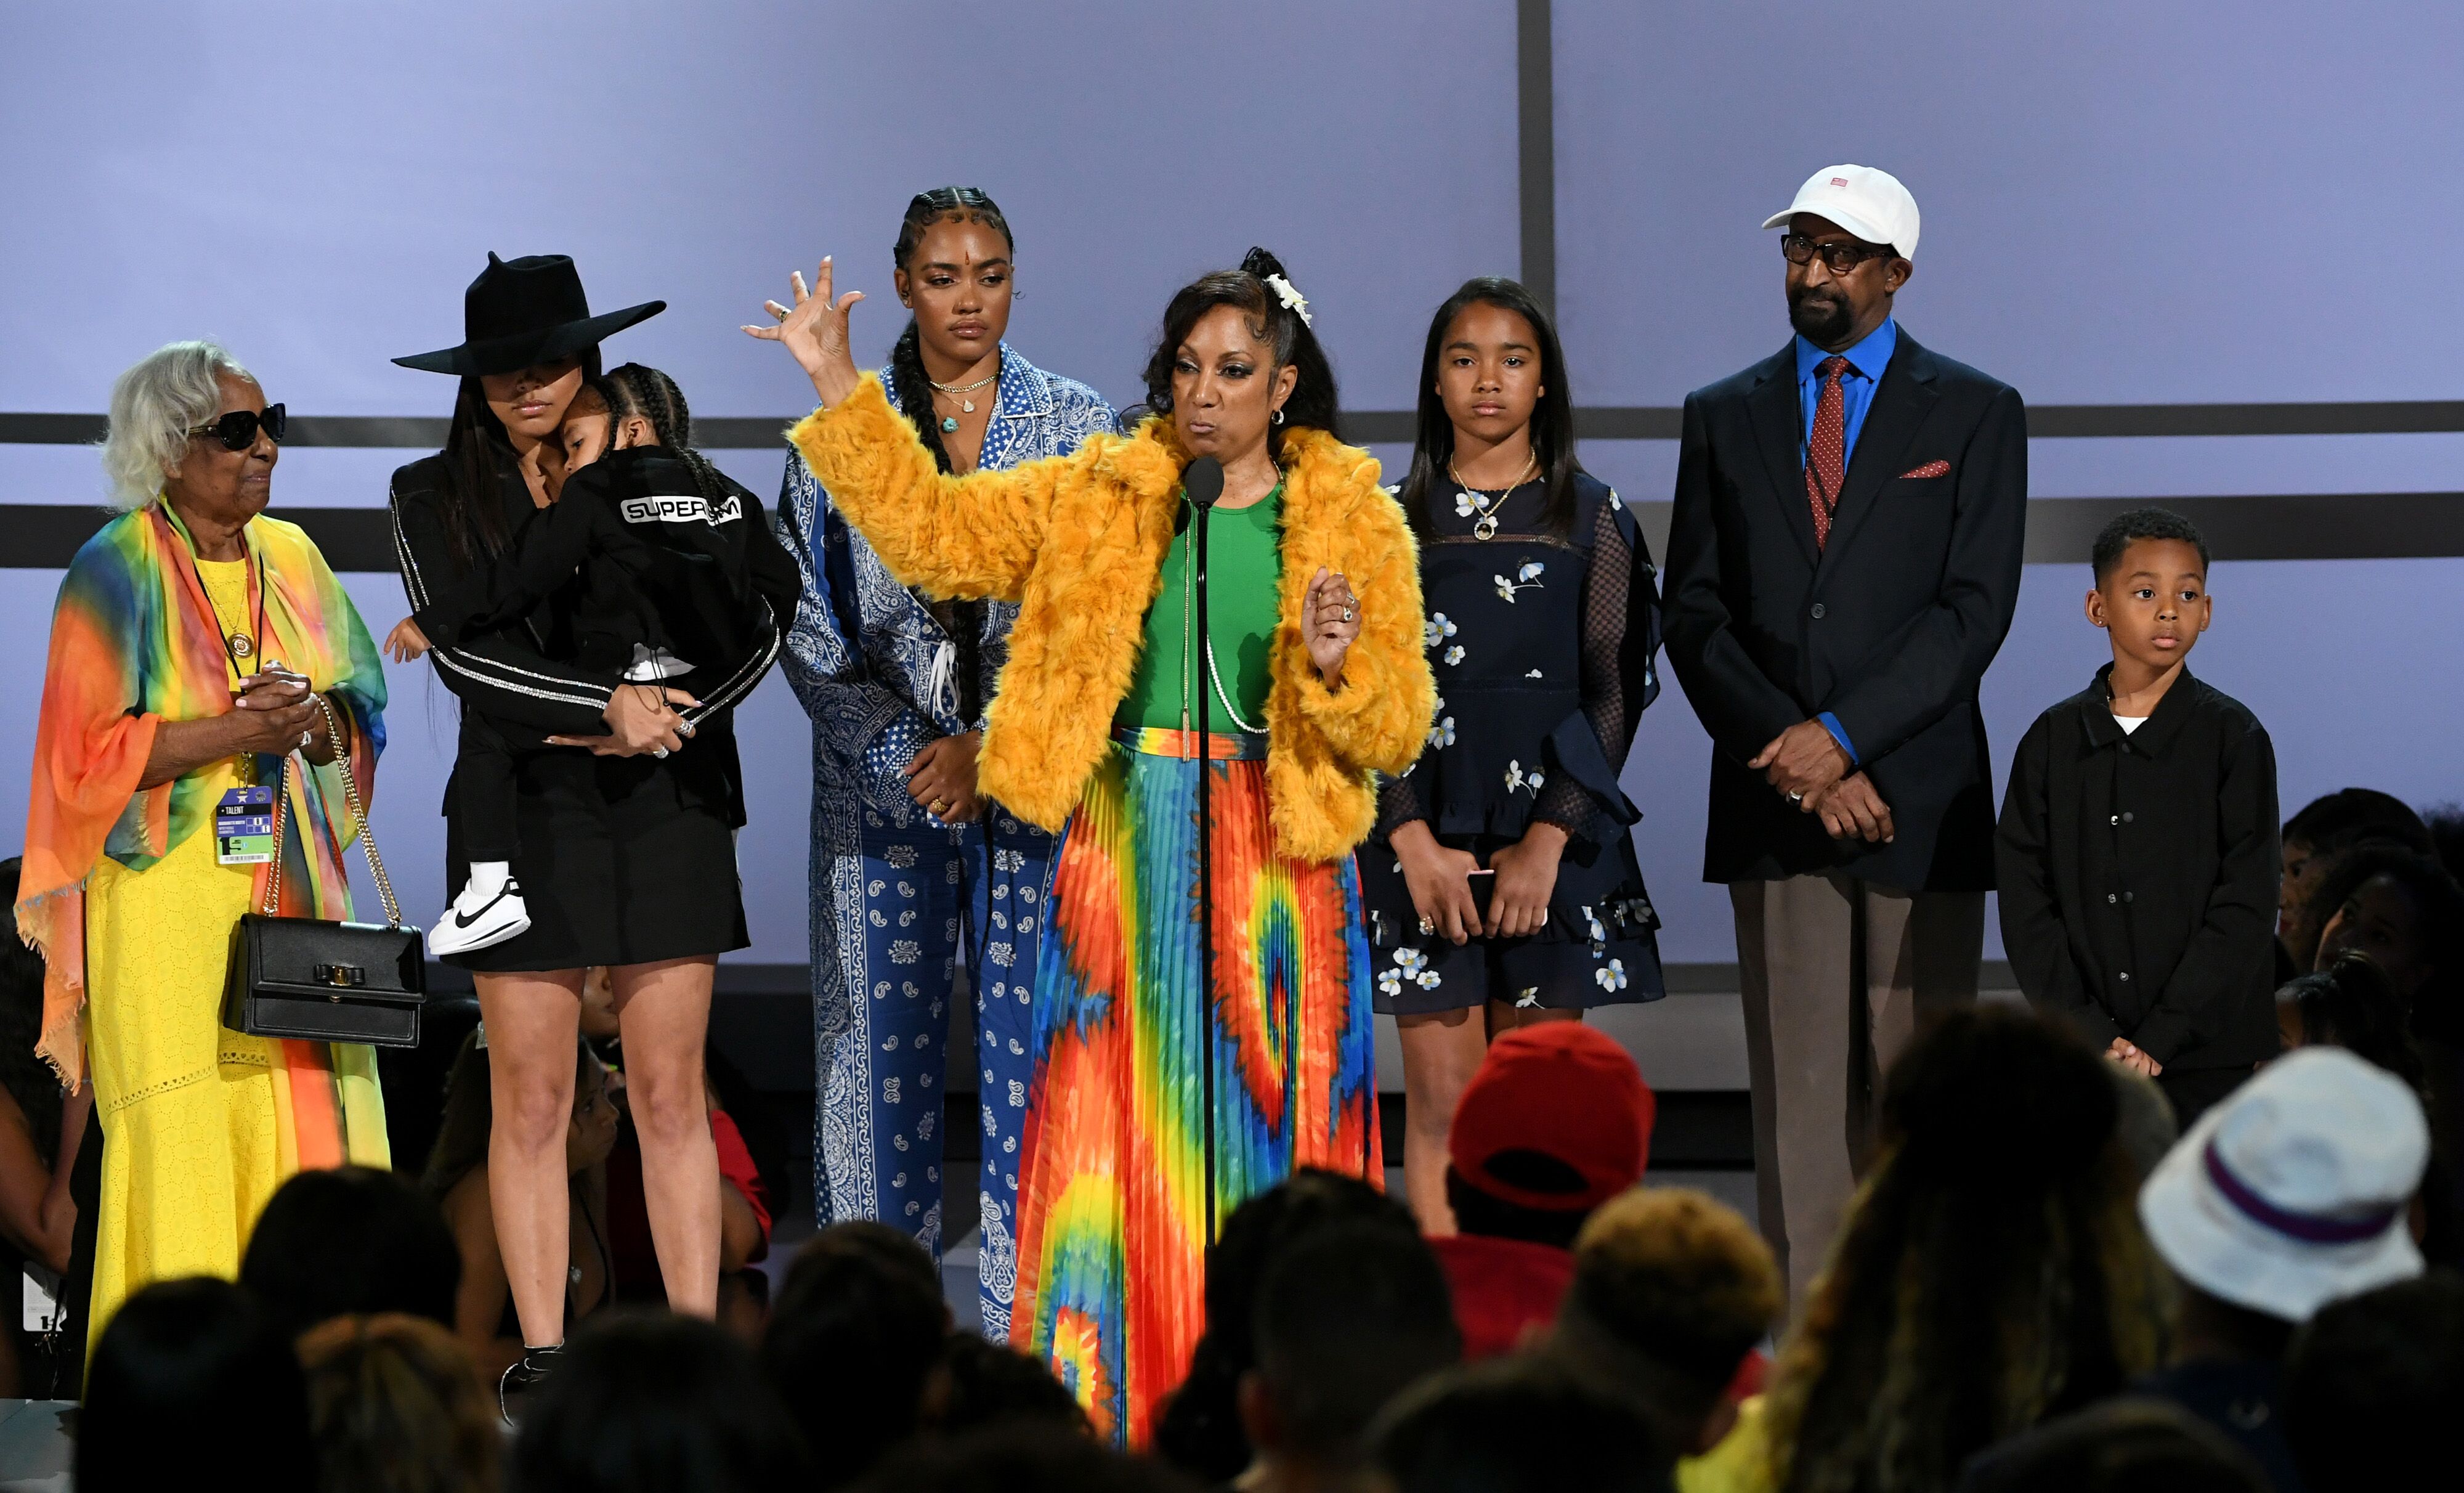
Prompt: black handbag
<box><xmin>222</xmin><ymin>696</ymin><xmax>426</xmax><ymax>1048</ymax></box>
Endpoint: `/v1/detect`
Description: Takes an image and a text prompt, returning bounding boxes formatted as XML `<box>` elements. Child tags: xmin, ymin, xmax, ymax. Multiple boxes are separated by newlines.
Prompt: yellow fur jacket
<box><xmin>789</xmin><ymin>375</ymin><xmax>1433</xmax><ymax>863</ymax></box>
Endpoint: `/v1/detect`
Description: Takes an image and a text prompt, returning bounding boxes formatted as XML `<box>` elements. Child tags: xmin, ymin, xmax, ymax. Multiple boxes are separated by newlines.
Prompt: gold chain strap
<box><xmin>257</xmin><ymin>694</ymin><xmax>404</xmax><ymax>927</ymax></box>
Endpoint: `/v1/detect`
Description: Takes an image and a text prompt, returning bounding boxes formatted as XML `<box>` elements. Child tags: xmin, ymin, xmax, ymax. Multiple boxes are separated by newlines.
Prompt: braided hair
<box><xmin>590</xmin><ymin>363</ymin><xmax>730</xmax><ymax>508</ymax></box>
<box><xmin>1140</xmin><ymin>246</ymin><xmax>1340</xmax><ymax>462</ymax></box>
<box><xmin>888</xmin><ymin>186</ymin><xmax>1014</xmax><ymax>474</ymax></box>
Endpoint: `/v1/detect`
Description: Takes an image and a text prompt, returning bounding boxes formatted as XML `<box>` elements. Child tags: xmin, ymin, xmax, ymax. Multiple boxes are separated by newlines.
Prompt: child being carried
<box><xmin>388</xmin><ymin>364</ymin><xmax>793</xmax><ymax>955</ymax></box>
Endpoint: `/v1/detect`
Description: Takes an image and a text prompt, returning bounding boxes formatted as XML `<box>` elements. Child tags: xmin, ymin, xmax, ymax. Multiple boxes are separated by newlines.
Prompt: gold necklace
<box><xmin>1447</xmin><ymin>454</ymin><xmax>1537</xmax><ymax>540</ymax></box>
<box><xmin>927</xmin><ymin>368</ymin><xmax>1000</xmax><ymax>431</ymax></box>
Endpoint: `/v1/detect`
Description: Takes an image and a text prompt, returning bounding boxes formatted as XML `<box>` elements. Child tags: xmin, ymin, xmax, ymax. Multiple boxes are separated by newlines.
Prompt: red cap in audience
<box><xmin>1448</xmin><ymin>1023</ymin><xmax>1655</xmax><ymax>1211</ymax></box>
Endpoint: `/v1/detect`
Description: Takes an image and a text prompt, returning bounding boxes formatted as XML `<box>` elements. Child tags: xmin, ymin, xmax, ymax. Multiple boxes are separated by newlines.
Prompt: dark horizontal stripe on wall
<box><xmin>12</xmin><ymin>400</ymin><xmax>2464</xmax><ymax>452</ymax></box>
<box><xmin>14</xmin><ymin>494</ymin><xmax>2464</xmax><ymax>571</ymax></box>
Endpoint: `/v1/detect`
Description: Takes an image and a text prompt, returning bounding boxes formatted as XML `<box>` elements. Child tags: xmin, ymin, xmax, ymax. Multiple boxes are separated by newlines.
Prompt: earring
<box><xmin>1271</xmin><ymin>409</ymin><xmax>1285</xmax><ymax>426</ymax></box>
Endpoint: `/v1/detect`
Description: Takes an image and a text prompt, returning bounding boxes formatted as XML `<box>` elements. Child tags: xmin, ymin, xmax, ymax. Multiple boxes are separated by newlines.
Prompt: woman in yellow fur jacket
<box><xmin>750</xmin><ymin>246</ymin><xmax>1433</xmax><ymax>1445</ymax></box>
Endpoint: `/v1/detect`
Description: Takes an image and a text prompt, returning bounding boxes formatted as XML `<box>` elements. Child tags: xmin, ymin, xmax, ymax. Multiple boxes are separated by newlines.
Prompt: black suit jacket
<box><xmin>1664</xmin><ymin>328</ymin><xmax>2027</xmax><ymax>891</ymax></box>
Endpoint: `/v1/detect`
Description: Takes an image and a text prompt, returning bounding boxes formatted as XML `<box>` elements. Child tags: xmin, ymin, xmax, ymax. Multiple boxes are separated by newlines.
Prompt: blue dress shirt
<box><xmin>1796</xmin><ymin>317</ymin><xmax>1899</xmax><ymax>765</ymax></box>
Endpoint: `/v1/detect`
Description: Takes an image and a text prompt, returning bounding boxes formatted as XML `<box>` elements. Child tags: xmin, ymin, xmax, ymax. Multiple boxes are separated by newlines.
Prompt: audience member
<box><xmin>2106</xmin><ymin>1065</ymin><xmax>2181</xmax><ymax>1184</ymax></box>
<box><xmin>240</xmin><ymin>1165</ymin><xmax>461</xmax><ymax>1340</ymax></box>
<box><xmin>1431</xmin><ymin>1023</ymin><xmax>1655</xmax><ymax>1359</ymax></box>
<box><xmin>78</xmin><ymin>1277</ymin><xmax>316</xmax><ymax>1493</ymax></box>
<box><xmin>1153</xmin><ymin>1170</ymin><xmax>1417</xmax><ymax>1482</ymax></box>
<box><xmin>424</xmin><ymin>1030</ymin><xmax>620</xmax><ymax>1382</ymax></box>
<box><xmin>857</xmin><ymin>1424</ymin><xmax>1198</xmax><ymax>1493</ymax></box>
<box><xmin>2309</xmin><ymin>844</ymin><xmax>2464</xmax><ymax>1041</ymax></box>
<box><xmin>1371</xmin><ymin>1356</ymin><xmax>1674</xmax><ymax>1493</ymax></box>
<box><xmin>760</xmin><ymin>1220</ymin><xmax>951</xmax><ymax>1489</ymax></box>
<box><xmin>2276</xmin><ymin>953</ymin><xmax>2425</xmax><ymax>1088</ymax></box>
<box><xmin>298</xmin><ymin>1312</ymin><xmax>502</xmax><ymax>1493</ymax></box>
<box><xmin>0</xmin><ymin>856</ymin><xmax>87</xmax><ymax>1396</ymax></box>
<box><xmin>1241</xmin><ymin>1222</ymin><xmax>1462</xmax><ymax>1493</ymax></box>
<box><xmin>1998</xmin><ymin>507</ymin><xmax>2280</xmax><ymax>1128</ymax></box>
<box><xmin>1550</xmin><ymin>1187</ymin><xmax>1781</xmax><ymax>1463</ymax></box>
<box><xmin>1950</xmin><ymin>1399</ymin><xmax>2269</xmax><ymax>1493</ymax></box>
<box><xmin>2277</xmin><ymin>789</ymin><xmax>2431</xmax><ymax>979</ymax></box>
<box><xmin>921</xmin><ymin>1332</ymin><xmax>1092</xmax><ymax>1438</ymax></box>
<box><xmin>1754</xmin><ymin>1007</ymin><xmax>2166</xmax><ymax>1493</ymax></box>
<box><xmin>509</xmin><ymin>1311</ymin><xmax>808</xmax><ymax>1493</ymax></box>
<box><xmin>2282</xmin><ymin>1271</ymin><xmax>2464</xmax><ymax>1493</ymax></box>
<box><xmin>2134</xmin><ymin>1046</ymin><xmax>2430</xmax><ymax>1489</ymax></box>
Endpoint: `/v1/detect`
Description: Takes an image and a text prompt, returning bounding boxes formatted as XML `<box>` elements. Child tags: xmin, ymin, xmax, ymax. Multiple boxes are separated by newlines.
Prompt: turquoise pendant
<box><xmin>940</xmin><ymin>416</ymin><xmax>959</xmax><ymax>433</ymax></box>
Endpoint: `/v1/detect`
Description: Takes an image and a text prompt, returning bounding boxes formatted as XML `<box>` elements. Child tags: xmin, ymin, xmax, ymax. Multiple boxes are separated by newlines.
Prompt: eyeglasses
<box><xmin>185</xmin><ymin>404</ymin><xmax>287</xmax><ymax>451</ymax></box>
<box><xmin>1780</xmin><ymin>235</ymin><xmax>1894</xmax><ymax>275</ymax></box>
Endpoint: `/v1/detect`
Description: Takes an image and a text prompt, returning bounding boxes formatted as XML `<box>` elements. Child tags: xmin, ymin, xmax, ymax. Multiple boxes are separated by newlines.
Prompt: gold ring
<box><xmin>930</xmin><ymin>799</ymin><xmax>950</xmax><ymax>816</ymax></box>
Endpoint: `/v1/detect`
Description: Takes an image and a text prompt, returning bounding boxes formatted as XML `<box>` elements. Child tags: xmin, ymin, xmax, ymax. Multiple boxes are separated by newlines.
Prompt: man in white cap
<box><xmin>1663</xmin><ymin>165</ymin><xmax>2028</xmax><ymax>1310</ymax></box>
<box><xmin>2135</xmin><ymin>1046</ymin><xmax>2429</xmax><ymax>1491</ymax></box>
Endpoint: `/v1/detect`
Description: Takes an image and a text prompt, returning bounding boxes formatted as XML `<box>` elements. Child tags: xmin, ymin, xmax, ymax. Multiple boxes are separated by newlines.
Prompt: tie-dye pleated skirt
<box><xmin>1010</xmin><ymin>726</ymin><xmax>1382</xmax><ymax>1446</ymax></box>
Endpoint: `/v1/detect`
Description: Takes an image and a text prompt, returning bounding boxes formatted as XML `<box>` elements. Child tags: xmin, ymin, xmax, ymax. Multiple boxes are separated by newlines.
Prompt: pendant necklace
<box><xmin>928</xmin><ymin>369</ymin><xmax>999</xmax><ymax>433</ymax></box>
<box><xmin>1448</xmin><ymin>454</ymin><xmax>1537</xmax><ymax>540</ymax></box>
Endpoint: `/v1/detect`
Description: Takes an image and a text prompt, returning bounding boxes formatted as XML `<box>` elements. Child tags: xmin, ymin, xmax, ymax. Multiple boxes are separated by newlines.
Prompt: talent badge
<box><xmin>215</xmin><ymin>784</ymin><xmax>277</xmax><ymax>865</ymax></box>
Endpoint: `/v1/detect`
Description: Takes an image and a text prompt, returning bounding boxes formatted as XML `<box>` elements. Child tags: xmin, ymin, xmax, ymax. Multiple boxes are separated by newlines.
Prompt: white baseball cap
<box><xmin>1762</xmin><ymin>165</ymin><xmax>1921</xmax><ymax>261</ymax></box>
<box><xmin>2138</xmin><ymin>1047</ymin><xmax>2428</xmax><ymax>1322</ymax></box>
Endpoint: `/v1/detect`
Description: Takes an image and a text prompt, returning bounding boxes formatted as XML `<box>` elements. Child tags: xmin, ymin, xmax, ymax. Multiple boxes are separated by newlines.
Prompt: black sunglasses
<box><xmin>1780</xmin><ymin>235</ymin><xmax>1895</xmax><ymax>275</ymax></box>
<box><xmin>185</xmin><ymin>403</ymin><xmax>287</xmax><ymax>451</ymax></box>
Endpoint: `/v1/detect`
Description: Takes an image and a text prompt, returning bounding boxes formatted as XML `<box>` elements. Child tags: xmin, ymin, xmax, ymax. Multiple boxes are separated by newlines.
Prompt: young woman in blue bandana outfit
<box><xmin>772</xmin><ymin>188</ymin><xmax>1117</xmax><ymax>1338</ymax></box>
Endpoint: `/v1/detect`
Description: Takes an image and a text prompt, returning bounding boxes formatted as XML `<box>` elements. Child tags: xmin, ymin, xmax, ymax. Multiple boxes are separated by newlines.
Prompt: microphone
<box><xmin>1183</xmin><ymin>456</ymin><xmax>1225</xmax><ymax>511</ymax></box>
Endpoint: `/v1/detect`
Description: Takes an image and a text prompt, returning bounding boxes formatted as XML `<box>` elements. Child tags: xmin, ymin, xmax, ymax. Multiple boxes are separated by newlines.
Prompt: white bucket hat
<box><xmin>2138</xmin><ymin>1047</ymin><xmax>2427</xmax><ymax>1322</ymax></box>
<box><xmin>1762</xmin><ymin>165</ymin><xmax>1921</xmax><ymax>261</ymax></box>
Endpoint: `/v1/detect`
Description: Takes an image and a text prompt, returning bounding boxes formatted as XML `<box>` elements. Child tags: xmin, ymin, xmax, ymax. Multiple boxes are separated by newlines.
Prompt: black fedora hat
<box><xmin>394</xmin><ymin>253</ymin><xmax>665</xmax><ymax>376</ymax></box>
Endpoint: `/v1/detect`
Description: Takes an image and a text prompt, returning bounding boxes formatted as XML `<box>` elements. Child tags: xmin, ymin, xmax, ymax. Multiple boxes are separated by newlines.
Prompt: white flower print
<box><xmin>1504</xmin><ymin>760</ymin><xmax>1546</xmax><ymax>796</ymax></box>
<box><xmin>1428</xmin><ymin>715</ymin><xmax>1456</xmax><ymax>749</ymax></box>
<box><xmin>1444</xmin><ymin>644</ymin><xmax>1465</xmax><ymax>667</ymax></box>
<box><xmin>1454</xmin><ymin>491</ymin><xmax>1478</xmax><ymax>518</ymax></box>
<box><xmin>1380</xmin><ymin>946</ymin><xmax>1442</xmax><ymax>996</ymax></box>
<box><xmin>1379</xmin><ymin>967</ymin><xmax>1403</xmax><ymax>998</ymax></box>
<box><xmin>1515</xmin><ymin>987</ymin><xmax>1542</xmax><ymax>1009</ymax></box>
<box><xmin>1494</xmin><ymin>561</ymin><xmax>1546</xmax><ymax>603</ymax></box>
<box><xmin>1583</xmin><ymin>905</ymin><xmax>1607</xmax><ymax>948</ymax></box>
<box><xmin>1424</xmin><ymin>612</ymin><xmax>1458</xmax><ymax>649</ymax></box>
<box><xmin>1595</xmin><ymin>959</ymin><xmax>1629</xmax><ymax>993</ymax></box>
<box><xmin>1526</xmin><ymin>669</ymin><xmax>1543</xmax><ymax>679</ymax></box>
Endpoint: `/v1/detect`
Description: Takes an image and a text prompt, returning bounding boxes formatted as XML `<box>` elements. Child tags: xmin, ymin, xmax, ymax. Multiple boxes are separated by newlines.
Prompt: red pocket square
<box><xmin>1899</xmin><ymin>460</ymin><xmax>1951</xmax><ymax>479</ymax></box>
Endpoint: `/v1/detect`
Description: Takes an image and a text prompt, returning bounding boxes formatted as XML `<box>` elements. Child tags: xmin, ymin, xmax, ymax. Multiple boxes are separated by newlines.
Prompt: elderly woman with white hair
<box><xmin>16</xmin><ymin>340</ymin><xmax>390</xmax><ymax>1351</ymax></box>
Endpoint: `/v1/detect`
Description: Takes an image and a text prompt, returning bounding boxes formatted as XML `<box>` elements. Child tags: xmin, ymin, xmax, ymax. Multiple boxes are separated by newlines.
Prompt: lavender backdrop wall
<box><xmin>5</xmin><ymin>1</ymin><xmax>2459</xmax><ymax>987</ymax></box>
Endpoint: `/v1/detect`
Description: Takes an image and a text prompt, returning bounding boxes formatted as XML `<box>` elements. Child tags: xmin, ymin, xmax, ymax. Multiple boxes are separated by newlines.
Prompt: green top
<box><xmin>1116</xmin><ymin>485</ymin><xmax>1284</xmax><ymax>733</ymax></box>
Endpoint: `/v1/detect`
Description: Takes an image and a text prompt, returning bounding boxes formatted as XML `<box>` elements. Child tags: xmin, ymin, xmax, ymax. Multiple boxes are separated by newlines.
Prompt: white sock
<box><xmin>460</xmin><ymin>861</ymin><xmax>513</xmax><ymax>907</ymax></box>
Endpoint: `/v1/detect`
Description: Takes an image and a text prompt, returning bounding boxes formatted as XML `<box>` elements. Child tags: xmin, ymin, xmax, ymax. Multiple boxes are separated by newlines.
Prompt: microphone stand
<box><xmin>1192</xmin><ymin>490</ymin><xmax>1219</xmax><ymax>1245</ymax></box>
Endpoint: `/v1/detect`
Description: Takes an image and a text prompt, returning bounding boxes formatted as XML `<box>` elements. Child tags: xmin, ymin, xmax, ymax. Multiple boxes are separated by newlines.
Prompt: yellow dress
<box><xmin>1677</xmin><ymin>1395</ymin><xmax>1775</xmax><ymax>1493</ymax></box>
<box><xmin>83</xmin><ymin>556</ymin><xmax>304</xmax><ymax>1353</ymax></box>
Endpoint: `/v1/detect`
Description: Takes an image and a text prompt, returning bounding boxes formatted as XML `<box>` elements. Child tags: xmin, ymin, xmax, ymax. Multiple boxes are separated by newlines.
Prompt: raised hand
<box><xmin>742</xmin><ymin>256</ymin><xmax>865</xmax><ymax>408</ymax></box>
<box><xmin>1306</xmin><ymin>567</ymin><xmax>1361</xmax><ymax>686</ymax></box>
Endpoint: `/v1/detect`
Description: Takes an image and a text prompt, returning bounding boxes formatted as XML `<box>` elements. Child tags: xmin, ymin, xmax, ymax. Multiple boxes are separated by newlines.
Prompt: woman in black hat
<box><xmin>386</xmin><ymin>253</ymin><xmax>782</xmax><ymax>1406</ymax></box>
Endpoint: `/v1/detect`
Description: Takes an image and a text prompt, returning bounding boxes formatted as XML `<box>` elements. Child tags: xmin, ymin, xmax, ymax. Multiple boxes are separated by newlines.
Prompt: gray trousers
<box><xmin>1730</xmin><ymin>876</ymin><xmax>1984</xmax><ymax>1312</ymax></box>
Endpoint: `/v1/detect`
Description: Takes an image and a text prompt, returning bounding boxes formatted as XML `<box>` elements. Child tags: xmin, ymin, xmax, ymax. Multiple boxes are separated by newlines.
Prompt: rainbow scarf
<box><xmin>17</xmin><ymin>503</ymin><xmax>388</xmax><ymax>1137</ymax></box>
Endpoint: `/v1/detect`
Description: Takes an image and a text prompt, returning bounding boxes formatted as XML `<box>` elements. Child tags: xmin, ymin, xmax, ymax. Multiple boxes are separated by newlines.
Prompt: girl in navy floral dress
<box><xmin>1362</xmin><ymin>277</ymin><xmax>1666</xmax><ymax>1230</ymax></box>
<box><xmin>772</xmin><ymin>189</ymin><xmax>1117</xmax><ymax>1335</ymax></box>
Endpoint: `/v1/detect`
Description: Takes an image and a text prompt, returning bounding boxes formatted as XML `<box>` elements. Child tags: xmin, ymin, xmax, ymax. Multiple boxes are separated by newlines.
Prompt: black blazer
<box><xmin>1664</xmin><ymin>328</ymin><xmax>2027</xmax><ymax>890</ymax></box>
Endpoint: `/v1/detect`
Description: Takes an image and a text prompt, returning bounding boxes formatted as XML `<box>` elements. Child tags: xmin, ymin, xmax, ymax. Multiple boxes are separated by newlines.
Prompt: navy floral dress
<box><xmin>1360</xmin><ymin>471</ymin><xmax>1666</xmax><ymax>1012</ymax></box>
<box><xmin>774</xmin><ymin>344</ymin><xmax>1117</xmax><ymax>1338</ymax></box>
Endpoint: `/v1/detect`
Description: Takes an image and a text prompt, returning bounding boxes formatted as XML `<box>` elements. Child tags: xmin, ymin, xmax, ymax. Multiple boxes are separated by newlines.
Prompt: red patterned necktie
<box><xmin>1805</xmin><ymin>355</ymin><xmax>1850</xmax><ymax>549</ymax></box>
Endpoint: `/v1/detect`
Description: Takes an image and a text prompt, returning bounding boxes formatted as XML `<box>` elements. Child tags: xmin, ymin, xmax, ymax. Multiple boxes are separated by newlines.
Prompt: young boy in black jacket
<box><xmin>1996</xmin><ymin>508</ymin><xmax>2279</xmax><ymax>1126</ymax></box>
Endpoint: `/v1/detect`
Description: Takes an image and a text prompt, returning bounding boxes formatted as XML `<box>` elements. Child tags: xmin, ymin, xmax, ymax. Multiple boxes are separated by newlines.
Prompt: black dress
<box><xmin>1360</xmin><ymin>472</ymin><xmax>1666</xmax><ymax>1012</ymax></box>
<box><xmin>388</xmin><ymin>448</ymin><xmax>793</xmax><ymax>971</ymax></box>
